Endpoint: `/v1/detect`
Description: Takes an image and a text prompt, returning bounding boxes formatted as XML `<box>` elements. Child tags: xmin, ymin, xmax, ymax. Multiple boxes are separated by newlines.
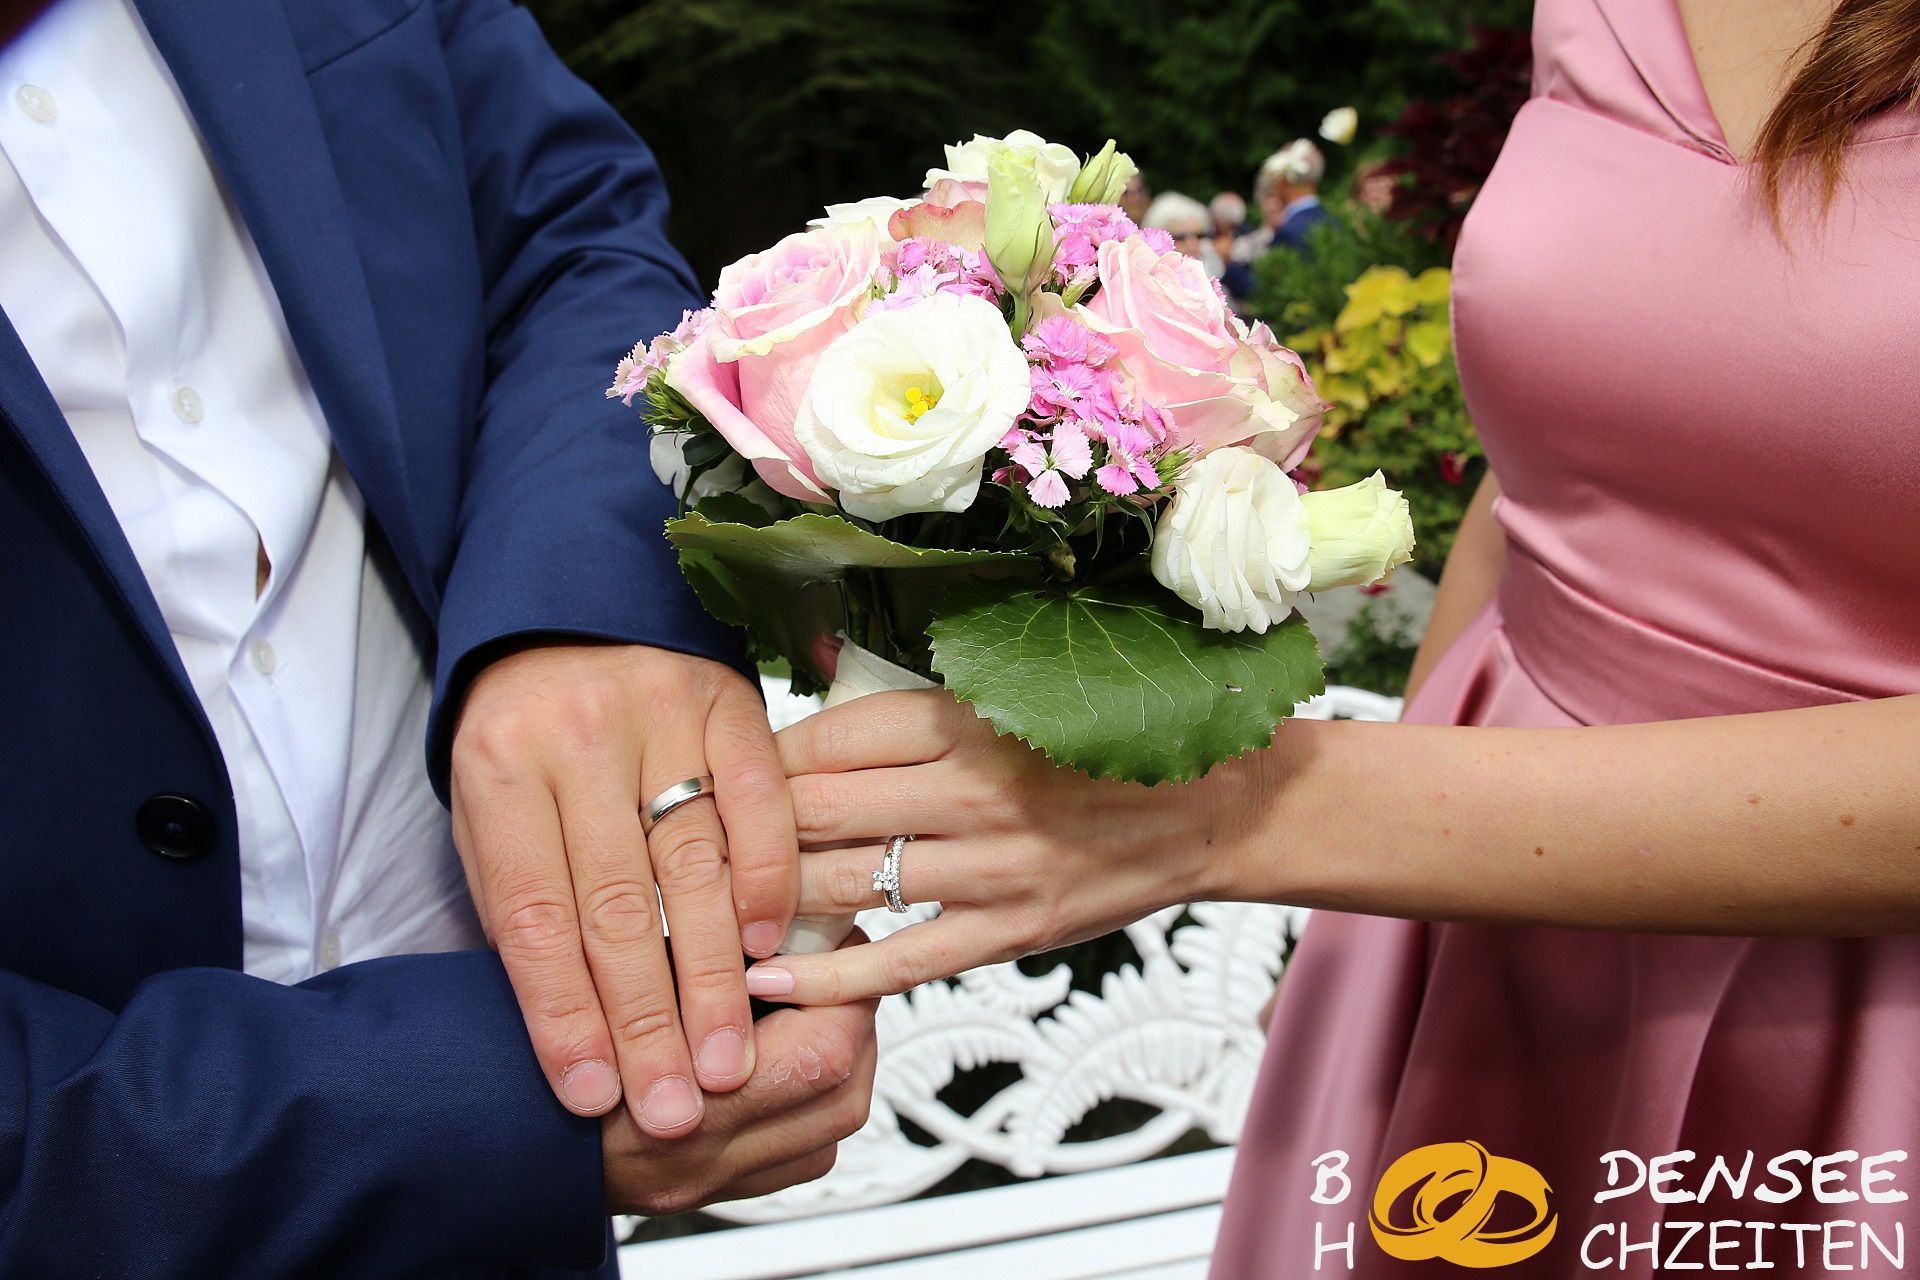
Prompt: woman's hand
<box><xmin>743</xmin><ymin>688</ymin><xmax>1268</xmax><ymax>1005</ymax></box>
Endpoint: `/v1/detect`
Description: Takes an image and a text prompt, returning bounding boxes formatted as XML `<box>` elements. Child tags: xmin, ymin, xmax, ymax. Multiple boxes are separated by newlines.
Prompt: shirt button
<box><xmin>318</xmin><ymin>930</ymin><xmax>342</xmax><ymax>971</ymax></box>
<box><xmin>250</xmin><ymin>639</ymin><xmax>276</xmax><ymax>674</ymax></box>
<box><xmin>14</xmin><ymin>85</ymin><xmax>57</xmax><ymax>123</ymax></box>
<box><xmin>171</xmin><ymin>386</ymin><xmax>204</xmax><ymax>424</ymax></box>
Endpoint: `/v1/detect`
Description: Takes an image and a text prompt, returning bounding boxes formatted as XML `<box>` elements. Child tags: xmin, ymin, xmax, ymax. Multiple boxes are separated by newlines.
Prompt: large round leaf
<box><xmin>928</xmin><ymin>585</ymin><xmax>1324</xmax><ymax>784</ymax></box>
<box><xmin>665</xmin><ymin>511</ymin><xmax>1036</xmax><ymax>689</ymax></box>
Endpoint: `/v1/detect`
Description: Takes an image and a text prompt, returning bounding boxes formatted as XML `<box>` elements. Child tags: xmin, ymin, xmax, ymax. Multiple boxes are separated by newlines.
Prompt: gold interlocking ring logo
<box><xmin>1370</xmin><ymin>1140</ymin><xmax>1558</xmax><ymax>1267</ymax></box>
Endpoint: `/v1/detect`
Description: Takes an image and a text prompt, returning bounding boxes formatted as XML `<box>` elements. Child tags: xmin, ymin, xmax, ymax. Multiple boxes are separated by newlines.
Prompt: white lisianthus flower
<box><xmin>1301</xmin><ymin>470</ymin><xmax>1416</xmax><ymax>591</ymax></box>
<box><xmin>926</xmin><ymin>130</ymin><xmax>1081</xmax><ymax>204</ymax></box>
<box><xmin>649</xmin><ymin>431</ymin><xmax>745</xmax><ymax>502</ymax></box>
<box><xmin>808</xmin><ymin>195</ymin><xmax>915</xmax><ymax>243</ymax></box>
<box><xmin>1151</xmin><ymin>446</ymin><xmax>1312</xmax><ymax>633</ymax></box>
<box><xmin>795</xmin><ymin>292</ymin><xmax>1030</xmax><ymax>521</ymax></box>
<box><xmin>1319</xmin><ymin>106</ymin><xmax>1359</xmax><ymax>145</ymax></box>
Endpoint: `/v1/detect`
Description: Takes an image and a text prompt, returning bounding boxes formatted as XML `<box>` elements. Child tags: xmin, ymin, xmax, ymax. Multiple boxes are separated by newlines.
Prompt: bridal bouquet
<box><xmin>611</xmin><ymin>131</ymin><xmax>1413</xmax><ymax>787</ymax></box>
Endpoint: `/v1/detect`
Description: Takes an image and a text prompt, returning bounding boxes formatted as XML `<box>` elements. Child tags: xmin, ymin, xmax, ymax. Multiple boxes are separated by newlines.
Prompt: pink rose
<box><xmin>670</xmin><ymin>226</ymin><xmax>881</xmax><ymax>500</ymax></box>
<box><xmin>923</xmin><ymin>176</ymin><xmax>989</xmax><ymax>209</ymax></box>
<box><xmin>709</xmin><ymin>224</ymin><xmax>879</xmax><ymax>362</ymax></box>
<box><xmin>1229</xmin><ymin>317</ymin><xmax>1325</xmax><ymax>469</ymax></box>
<box><xmin>888</xmin><ymin>200</ymin><xmax>987</xmax><ymax>251</ymax></box>
<box><xmin>1079</xmin><ymin>236</ymin><xmax>1323</xmax><ymax>465</ymax></box>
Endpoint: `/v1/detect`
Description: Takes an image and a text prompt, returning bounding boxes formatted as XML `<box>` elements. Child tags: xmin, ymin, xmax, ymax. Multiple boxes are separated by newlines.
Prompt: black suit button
<box><xmin>136</xmin><ymin>794</ymin><xmax>216</xmax><ymax>860</ymax></box>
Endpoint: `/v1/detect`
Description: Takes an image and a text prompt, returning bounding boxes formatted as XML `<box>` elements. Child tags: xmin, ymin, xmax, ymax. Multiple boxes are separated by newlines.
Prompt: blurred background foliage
<box><xmin>1255</xmin><ymin>241</ymin><xmax>1484</xmax><ymax>582</ymax></box>
<box><xmin>525</xmin><ymin>0</ymin><xmax>1530</xmax><ymax>285</ymax></box>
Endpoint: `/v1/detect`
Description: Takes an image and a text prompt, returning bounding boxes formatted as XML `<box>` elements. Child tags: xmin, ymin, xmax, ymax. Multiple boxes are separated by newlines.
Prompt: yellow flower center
<box><xmin>903</xmin><ymin>385</ymin><xmax>939</xmax><ymax>423</ymax></box>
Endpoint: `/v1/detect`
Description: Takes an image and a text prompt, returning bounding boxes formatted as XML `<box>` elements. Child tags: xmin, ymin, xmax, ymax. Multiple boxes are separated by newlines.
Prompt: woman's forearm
<box><xmin>1219</xmin><ymin>694</ymin><xmax>1920</xmax><ymax>934</ymax></box>
<box><xmin>1404</xmin><ymin>471</ymin><xmax>1505</xmax><ymax>703</ymax></box>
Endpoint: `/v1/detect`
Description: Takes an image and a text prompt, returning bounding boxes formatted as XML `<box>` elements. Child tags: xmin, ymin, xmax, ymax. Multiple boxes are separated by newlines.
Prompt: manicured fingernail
<box><xmin>559</xmin><ymin>1059</ymin><xmax>621</xmax><ymax>1113</ymax></box>
<box><xmin>746</xmin><ymin>966</ymin><xmax>794</xmax><ymax>998</ymax></box>
<box><xmin>639</xmin><ymin>1076</ymin><xmax>701</xmax><ymax>1133</ymax></box>
<box><xmin>697</xmin><ymin>1027</ymin><xmax>748</xmax><ymax>1081</ymax></box>
<box><xmin>741</xmin><ymin>920</ymin><xmax>784</xmax><ymax>956</ymax></box>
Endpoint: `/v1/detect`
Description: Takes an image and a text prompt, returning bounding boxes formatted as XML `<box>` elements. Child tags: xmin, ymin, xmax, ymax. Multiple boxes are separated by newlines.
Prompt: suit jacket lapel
<box><xmin>130</xmin><ymin>0</ymin><xmax>434</xmax><ymax>610</ymax></box>
<box><xmin>0</xmin><ymin>309</ymin><xmax>202</xmax><ymax>708</ymax></box>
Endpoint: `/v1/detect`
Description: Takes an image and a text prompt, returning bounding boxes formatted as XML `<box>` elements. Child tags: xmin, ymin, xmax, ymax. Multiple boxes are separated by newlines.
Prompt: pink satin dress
<box><xmin>1210</xmin><ymin>0</ymin><xmax>1920</xmax><ymax>1274</ymax></box>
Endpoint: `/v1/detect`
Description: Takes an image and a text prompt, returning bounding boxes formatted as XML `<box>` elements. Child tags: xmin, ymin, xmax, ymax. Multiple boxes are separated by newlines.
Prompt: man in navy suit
<box><xmin>1221</xmin><ymin>139</ymin><xmax>1332</xmax><ymax>303</ymax></box>
<box><xmin>0</xmin><ymin>0</ymin><xmax>873</xmax><ymax>1274</ymax></box>
<box><xmin>1258</xmin><ymin>138</ymin><xmax>1332</xmax><ymax>252</ymax></box>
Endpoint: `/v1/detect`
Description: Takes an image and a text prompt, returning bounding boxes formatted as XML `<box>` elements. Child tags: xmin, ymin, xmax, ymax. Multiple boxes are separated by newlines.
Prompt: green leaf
<box><xmin>690</xmin><ymin>491</ymin><xmax>778</xmax><ymax>528</ymax></box>
<box><xmin>928</xmin><ymin>584</ymin><xmax>1325</xmax><ymax>785</ymax></box>
<box><xmin>679</xmin><ymin>432</ymin><xmax>735</xmax><ymax>468</ymax></box>
<box><xmin>665</xmin><ymin>512</ymin><xmax>1038</xmax><ymax>689</ymax></box>
<box><xmin>667</xmin><ymin>511</ymin><xmax>1031</xmax><ymax>577</ymax></box>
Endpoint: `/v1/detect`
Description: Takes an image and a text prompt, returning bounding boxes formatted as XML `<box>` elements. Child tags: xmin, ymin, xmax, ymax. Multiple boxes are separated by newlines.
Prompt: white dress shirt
<box><xmin>0</xmin><ymin>0</ymin><xmax>484</xmax><ymax>982</ymax></box>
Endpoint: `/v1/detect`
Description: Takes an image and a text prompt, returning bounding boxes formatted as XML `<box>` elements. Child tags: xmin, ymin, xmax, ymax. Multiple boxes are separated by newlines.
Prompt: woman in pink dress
<box><xmin>752</xmin><ymin>0</ymin><xmax>1920</xmax><ymax>1272</ymax></box>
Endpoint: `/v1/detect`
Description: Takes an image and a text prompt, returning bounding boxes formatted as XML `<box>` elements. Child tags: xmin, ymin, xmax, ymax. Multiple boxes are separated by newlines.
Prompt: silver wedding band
<box><xmin>874</xmin><ymin>834</ymin><xmax>912</xmax><ymax>913</ymax></box>
<box><xmin>643</xmin><ymin>775</ymin><xmax>715</xmax><ymax>834</ymax></box>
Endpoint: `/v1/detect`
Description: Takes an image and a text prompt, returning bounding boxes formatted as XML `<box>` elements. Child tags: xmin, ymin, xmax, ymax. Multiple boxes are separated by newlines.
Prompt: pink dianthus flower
<box><xmin>607</xmin><ymin>307</ymin><xmax>715</xmax><ymax>404</ymax></box>
<box><xmin>1048</xmin><ymin>202</ymin><xmax>1139</xmax><ymax>277</ymax></box>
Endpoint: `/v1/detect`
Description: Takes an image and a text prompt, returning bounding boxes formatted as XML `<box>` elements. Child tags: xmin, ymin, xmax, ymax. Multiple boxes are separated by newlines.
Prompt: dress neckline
<box><xmin>1590</xmin><ymin>0</ymin><xmax>1739</xmax><ymax>164</ymax></box>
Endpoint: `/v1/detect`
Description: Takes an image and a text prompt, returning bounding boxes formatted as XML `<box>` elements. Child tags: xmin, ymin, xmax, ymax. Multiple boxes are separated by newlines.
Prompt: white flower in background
<box><xmin>1151</xmin><ymin>446</ymin><xmax>1312</xmax><ymax>633</ymax></box>
<box><xmin>1319</xmin><ymin>106</ymin><xmax>1359</xmax><ymax>145</ymax></box>
<box><xmin>927</xmin><ymin>130</ymin><xmax>1081</xmax><ymax>204</ymax></box>
<box><xmin>795</xmin><ymin>292</ymin><xmax>1030</xmax><ymax>521</ymax></box>
<box><xmin>1301</xmin><ymin>470</ymin><xmax>1415</xmax><ymax>591</ymax></box>
<box><xmin>809</xmin><ymin>195</ymin><xmax>915</xmax><ymax>243</ymax></box>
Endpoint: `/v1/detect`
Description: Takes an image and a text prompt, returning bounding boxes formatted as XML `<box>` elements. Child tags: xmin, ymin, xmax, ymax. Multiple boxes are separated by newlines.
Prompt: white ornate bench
<box><xmin>615</xmin><ymin>684</ymin><xmax>1402</xmax><ymax>1280</ymax></box>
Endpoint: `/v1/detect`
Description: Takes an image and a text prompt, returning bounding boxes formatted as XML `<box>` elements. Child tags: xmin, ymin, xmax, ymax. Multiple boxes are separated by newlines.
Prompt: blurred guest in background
<box><xmin>1253</xmin><ymin>138</ymin><xmax>1330</xmax><ymax>252</ymax></box>
<box><xmin>1209</xmin><ymin>190</ymin><xmax>1248</xmax><ymax>240</ymax></box>
<box><xmin>1222</xmin><ymin>139</ymin><xmax>1331</xmax><ymax>302</ymax></box>
<box><xmin>1119</xmin><ymin>171</ymin><xmax>1153</xmax><ymax>227</ymax></box>
<box><xmin>1144</xmin><ymin>191</ymin><xmax>1222</xmax><ymax>276</ymax></box>
<box><xmin>1351</xmin><ymin>158</ymin><xmax>1400</xmax><ymax>215</ymax></box>
<box><xmin>1208</xmin><ymin>191</ymin><xmax>1248</xmax><ymax>290</ymax></box>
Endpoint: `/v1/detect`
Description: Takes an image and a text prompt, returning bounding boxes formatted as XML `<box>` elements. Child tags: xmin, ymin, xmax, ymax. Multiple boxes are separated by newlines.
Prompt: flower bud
<box><xmin>1300</xmin><ymin>471</ymin><xmax>1415</xmax><ymax>591</ymax></box>
<box><xmin>1068</xmin><ymin>139</ymin><xmax>1139</xmax><ymax>206</ymax></box>
<box><xmin>986</xmin><ymin>150</ymin><xmax>1054</xmax><ymax>285</ymax></box>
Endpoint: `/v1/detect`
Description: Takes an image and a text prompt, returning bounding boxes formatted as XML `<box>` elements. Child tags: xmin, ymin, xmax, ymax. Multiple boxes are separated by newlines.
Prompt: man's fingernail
<box><xmin>697</xmin><ymin>1027</ymin><xmax>748</xmax><ymax>1081</ymax></box>
<box><xmin>559</xmin><ymin>1059</ymin><xmax>621</xmax><ymax>1113</ymax></box>
<box><xmin>741</xmin><ymin>920</ymin><xmax>784</xmax><ymax>956</ymax></box>
<box><xmin>639</xmin><ymin>1076</ymin><xmax>702</xmax><ymax>1132</ymax></box>
<box><xmin>746</xmin><ymin>966</ymin><xmax>795</xmax><ymax>997</ymax></box>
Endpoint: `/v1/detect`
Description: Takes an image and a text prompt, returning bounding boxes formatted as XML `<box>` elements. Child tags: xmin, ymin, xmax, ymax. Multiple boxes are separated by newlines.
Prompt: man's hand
<box><xmin>603</xmin><ymin>998</ymin><xmax>877</xmax><ymax>1215</ymax></box>
<box><xmin>450</xmin><ymin>642</ymin><xmax>799</xmax><ymax>1136</ymax></box>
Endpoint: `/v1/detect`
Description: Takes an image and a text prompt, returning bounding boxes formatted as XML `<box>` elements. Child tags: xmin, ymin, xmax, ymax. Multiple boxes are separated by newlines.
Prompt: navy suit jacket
<box><xmin>0</xmin><ymin>0</ymin><xmax>744</xmax><ymax>1273</ymax></box>
<box><xmin>1272</xmin><ymin>198</ymin><xmax>1331</xmax><ymax>252</ymax></box>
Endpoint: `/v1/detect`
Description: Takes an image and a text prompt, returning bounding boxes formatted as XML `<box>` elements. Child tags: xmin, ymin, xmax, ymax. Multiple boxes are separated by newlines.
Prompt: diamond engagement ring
<box><xmin>642</xmin><ymin>775</ymin><xmax>715</xmax><ymax>834</ymax></box>
<box><xmin>874</xmin><ymin>834</ymin><xmax>912</xmax><ymax>913</ymax></box>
